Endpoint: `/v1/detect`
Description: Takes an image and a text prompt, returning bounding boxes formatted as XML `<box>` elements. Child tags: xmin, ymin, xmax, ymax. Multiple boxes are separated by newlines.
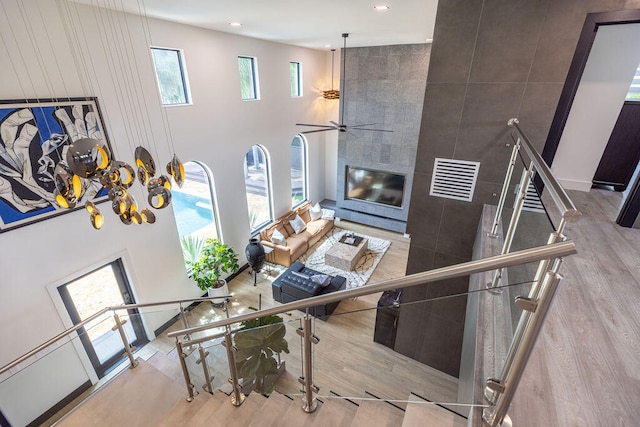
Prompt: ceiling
<box><xmin>73</xmin><ymin>0</ymin><xmax>439</xmax><ymax>49</ymax></box>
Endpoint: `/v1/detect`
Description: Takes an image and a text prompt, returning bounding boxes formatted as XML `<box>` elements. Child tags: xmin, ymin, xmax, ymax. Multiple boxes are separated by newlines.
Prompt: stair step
<box><xmin>156</xmin><ymin>392</ymin><xmax>211</xmax><ymax>426</ymax></box>
<box><xmin>277</xmin><ymin>396</ymin><xmax>326</xmax><ymax>427</ymax></box>
<box><xmin>351</xmin><ymin>400</ymin><xmax>405</xmax><ymax>427</ymax></box>
<box><xmin>56</xmin><ymin>360</ymin><xmax>184</xmax><ymax>426</ymax></box>
<box><xmin>249</xmin><ymin>393</ymin><xmax>295</xmax><ymax>426</ymax></box>
<box><xmin>310</xmin><ymin>396</ymin><xmax>358</xmax><ymax>427</ymax></box>
<box><xmin>402</xmin><ymin>394</ymin><xmax>467</xmax><ymax>427</ymax></box>
<box><xmin>147</xmin><ymin>351</ymin><xmax>186</xmax><ymax>385</ymax></box>
<box><xmin>185</xmin><ymin>392</ymin><xmax>231</xmax><ymax>426</ymax></box>
<box><xmin>209</xmin><ymin>392</ymin><xmax>266</xmax><ymax>426</ymax></box>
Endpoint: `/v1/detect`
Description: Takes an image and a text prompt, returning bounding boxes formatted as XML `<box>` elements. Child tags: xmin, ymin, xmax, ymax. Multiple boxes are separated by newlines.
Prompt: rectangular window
<box><xmin>150</xmin><ymin>47</ymin><xmax>190</xmax><ymax>105</ymax></box>
<box><xmin>238</xmin><ymin>56</ymin><xmax>259</xmax><ymax>100</ymax></box>
<box><xmin>290</xmin><ymin>62</ymin><xmax>302</xmax><ymax>97</ymax></box>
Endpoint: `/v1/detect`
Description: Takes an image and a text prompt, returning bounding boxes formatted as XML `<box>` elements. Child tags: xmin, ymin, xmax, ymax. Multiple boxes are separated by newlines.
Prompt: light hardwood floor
<box><xmin>511</xmin><ymin>188</ymin><xmax>640</xmax><ymax>426</ymax></box>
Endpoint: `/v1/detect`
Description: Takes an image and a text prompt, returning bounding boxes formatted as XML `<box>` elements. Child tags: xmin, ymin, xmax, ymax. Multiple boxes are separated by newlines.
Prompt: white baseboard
<box><xmin>556</xmin><ymin>178</ymin><xmax>592</xmax><ymax>192</ymax></box>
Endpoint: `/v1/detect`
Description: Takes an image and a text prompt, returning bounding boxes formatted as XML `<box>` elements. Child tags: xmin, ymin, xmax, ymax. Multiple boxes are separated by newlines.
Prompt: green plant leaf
<box><xmin>188</xmin><ymin>238</ymin><xmax>239</xmax><ymax>290</ymax></box>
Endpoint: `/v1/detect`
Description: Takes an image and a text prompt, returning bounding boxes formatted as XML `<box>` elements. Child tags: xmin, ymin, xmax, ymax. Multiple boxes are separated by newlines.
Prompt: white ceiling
<box><xmin>74</xmin><ymin>0</ymin><xmax>438</xmax><ymax>49</ymax></box>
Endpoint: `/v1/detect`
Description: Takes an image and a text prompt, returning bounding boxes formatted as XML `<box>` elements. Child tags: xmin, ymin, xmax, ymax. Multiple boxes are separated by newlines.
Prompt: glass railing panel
<box><xmin>496</xmin><ymin>154</ymin><xmax>556</xmax><ymax>330</ymax></box>
<box><xmin>0</xmin><ymin>315</ymin><xmax>130</xmax><ymax>426</ymax></box>
<box><xmin>199</xmin><ymin>336</ymin><xmax>230</xmax><ymax>394</ymax></box>
<box><xmin>306</xmin><ymin>290</ymin><xmax>479</xmax><ymax>420</ymax></box>
<box><xmin>229</xmin><ymin>316</ymin><xmax>303</xmax><ymax>397</ymax></box>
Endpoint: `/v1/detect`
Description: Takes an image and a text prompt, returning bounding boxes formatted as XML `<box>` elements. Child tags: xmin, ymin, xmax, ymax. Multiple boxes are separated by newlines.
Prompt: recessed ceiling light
<box><xmin>425</xmin><ymin>38</ymin><xmax>433</xmax><ymax>43</ymax></box>
<box><xmin>374</xmin><ymin>5</ymin><xmax>390</xmax><ymax>10</ymax></box>
<box><xmin>229</xmin><ymin>22</ymin><xmax>242</xmax><ymax>27</ymax></box>
<box><xmin>324</xmin><ymin>44</ymin><xmax>331</xmax><ymax>48</ymax></box>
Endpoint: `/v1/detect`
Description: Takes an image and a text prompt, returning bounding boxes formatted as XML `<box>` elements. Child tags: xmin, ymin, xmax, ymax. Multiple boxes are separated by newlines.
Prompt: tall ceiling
<box><xmin>72</xmin><ymin>0</ymin><xmax>439</xmax><ymax>49</ymax></box>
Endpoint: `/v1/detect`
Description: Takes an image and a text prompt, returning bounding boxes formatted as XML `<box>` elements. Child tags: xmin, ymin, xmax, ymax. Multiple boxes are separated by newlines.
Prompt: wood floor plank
<box><xmin>511</xmin><ymin>188</ymin><xmax>640</xmax><ymax>425</ymax></box>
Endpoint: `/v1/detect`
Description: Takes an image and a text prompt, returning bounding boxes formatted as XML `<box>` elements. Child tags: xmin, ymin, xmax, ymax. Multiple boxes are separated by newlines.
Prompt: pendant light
<box><xmin>322</xmin><ymin>49</ymin><xmax>340</xmax><ymax>100</ymax></box>
<box><xmin>52</xmin><ymin>0</ymin><xmax>185</xmax><ymax>230</ymax></box>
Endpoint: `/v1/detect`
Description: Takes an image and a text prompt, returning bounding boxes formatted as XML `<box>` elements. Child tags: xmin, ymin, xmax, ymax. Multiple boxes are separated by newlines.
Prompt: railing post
<box><xmin>483</xmin><ymin>267</ymin><xmax>564</xmax><ymax>426</ymax></box>
<box><xmin>112</xmin><ymin>312</ymin><xmax>137</xmax><ymax>369</ymax></box>
<box><xmin>489</xmin><ymin>132</ymin><xmax>522</xmax><ymax>238</ymax></box>
<box><xmin>179</xmin><ymin>302</ymin><xmax>191</xmax><ymax>340</ymax></box>
<box><xmin>486</xmin><ymin>230</ymin><xmax>567</xmax><ymax>408</ymax></box>
<box><xmin>488</xmin><ymin>161</ymin><xmax>535</xmax><ymax>291</ymax></box>
<box><xmin>296</xmin><ymin>313</ymin><xmax>319</xmax><ymax>413</ymax></box>
<box><xmin>222</xmin><ymin>326</ymin><xmax>245</xmax><ymax>406</ymax></box>
<box><xmin>196</xmin><ymin>345</ymin><xmax>214</xmax><ymax>393</ymax></box>
<box><xmin>175</xmin><ymin>339</ymin><xmax>196</xmax><ymax>401</ymax></box>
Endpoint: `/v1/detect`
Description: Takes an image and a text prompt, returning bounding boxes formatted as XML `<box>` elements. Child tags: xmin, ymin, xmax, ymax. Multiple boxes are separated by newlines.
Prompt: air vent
<box><xmin>429</xmin><ymin>158</ymin><xmax>480</xmax><ymax>202</ymax></box>
<box><xmin>518</xmin><ymin>171</ymin><xmax>545</xmax><ymax>213</ymax></box>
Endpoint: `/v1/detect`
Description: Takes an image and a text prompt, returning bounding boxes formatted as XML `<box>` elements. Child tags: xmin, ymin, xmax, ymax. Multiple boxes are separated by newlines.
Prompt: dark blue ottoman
<box><xmin>272</xmin><ymin>262</ymin><xmax>347</xmax><ymax>318</ymax></box>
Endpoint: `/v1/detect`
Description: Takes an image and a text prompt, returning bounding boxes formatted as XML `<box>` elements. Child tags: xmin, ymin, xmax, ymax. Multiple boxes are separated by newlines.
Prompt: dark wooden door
<box><xmin>592</xmin><ymin>101</ymin><xmax>640</xmax><ymax>191</ymax></box>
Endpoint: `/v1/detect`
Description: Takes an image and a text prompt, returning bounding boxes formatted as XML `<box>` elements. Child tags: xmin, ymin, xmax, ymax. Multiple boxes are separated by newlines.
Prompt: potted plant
<box><xmin>187</xmin><ymin>237</ymin><xmax>239</xmax><ymax>301</ymax></box>
<box><xmin>234</xmin><ymin>313</ymin><xmax>290</xmax><ymax>393</ymax></box>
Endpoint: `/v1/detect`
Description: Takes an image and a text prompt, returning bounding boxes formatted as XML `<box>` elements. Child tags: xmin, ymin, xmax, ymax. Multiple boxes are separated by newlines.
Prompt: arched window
<box><xmin>290</xmin><ymin>134</ymin><xmax>308</xmax><ymax>208</ymax></box>
<box><xmin>244</xmin><ymin>145</ymin><xmax>273</xmax><ymax>232</ymax></box>
<box><xmin>171</xmin><ymin>161</ymin><xmax>221</xmax><ymax>267</ymax></box>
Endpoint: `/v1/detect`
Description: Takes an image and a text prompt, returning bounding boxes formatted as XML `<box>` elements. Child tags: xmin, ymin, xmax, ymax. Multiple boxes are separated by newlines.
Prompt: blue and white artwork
<box><xmin>0</xmin><ymin>97</ymin><xmax>111</xmax><ymax>232</ymax></box>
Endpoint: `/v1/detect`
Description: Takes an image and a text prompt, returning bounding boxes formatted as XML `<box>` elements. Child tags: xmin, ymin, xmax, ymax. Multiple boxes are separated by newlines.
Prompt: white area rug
<box><xmin>298</xmin><ymin>228</ymin><xmax>391</xmax><ymax>289</ymax></box>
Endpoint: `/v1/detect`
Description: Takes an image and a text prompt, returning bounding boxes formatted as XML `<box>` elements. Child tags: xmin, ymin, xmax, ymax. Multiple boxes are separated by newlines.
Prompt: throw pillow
<box><xmin>309</xmin><ymin>203</ymin><xmax>322</xmax><ymax>221</ymax></box>
<box><xmin>270</xmin><ymin>228</ymin><xmax>286</xmax><ymax>246</ymax></box>
<box><xmin>311</xmin><ymin>274</ymin><xmax>331</xmax><ymax>287</ymax></box>
<box><xmin>289</xmin><ymin>214</ymin><xmax>307</xmax><ymax>234</ymax></box>
<box><xmin>321</xmin><ymin>208</ymin><xmax>335</xmax><ymax>220</ymax></box>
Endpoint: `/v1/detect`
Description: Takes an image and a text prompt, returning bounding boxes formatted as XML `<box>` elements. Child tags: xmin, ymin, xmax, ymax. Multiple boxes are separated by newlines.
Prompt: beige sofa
<box><xmin>259</xmin><ymin>201</ymin><xmax>334</xmax><ymax>267</ymax></box>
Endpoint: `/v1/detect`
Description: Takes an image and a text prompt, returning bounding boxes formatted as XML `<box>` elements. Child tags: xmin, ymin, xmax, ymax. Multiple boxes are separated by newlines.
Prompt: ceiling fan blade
<box><xmin>300</xmin><ymin>128</ymin><xmax>337</xmax><ymax>134</ymax></box>
<box><xmin>296</xmin><ymin>123</ymin><xmax>335</xmax><ymax>128</ymax></box>
<box><xmin>350</xmin><ymin>123</ymin><xmax>377</xmax><ymax>128</ymax></box>
<box><xmin>350</xmin><ymin>128</ymin><xmax>394</xmax><ymax>133</ymax></box>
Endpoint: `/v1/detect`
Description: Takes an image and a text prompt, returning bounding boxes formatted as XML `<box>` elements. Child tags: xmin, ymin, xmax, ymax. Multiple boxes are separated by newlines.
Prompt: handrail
<box><xmin>507</xmin><ymin>118</ymin><xmax>581</xmax><ymax>222</ymax></box>
<box><xmin>168</xmin><ymin>240</ymin><xmax>577</xmax><ymax>338</ymax></box>
<box><xmin>0</xmin><ymin>295</ymin><xmax>231</xmax><ymax>376</ymax></box>
<box><xmin>109</xmin><ymin>295</ymin><xmax>231</xmax><ymax>311</ymax></box>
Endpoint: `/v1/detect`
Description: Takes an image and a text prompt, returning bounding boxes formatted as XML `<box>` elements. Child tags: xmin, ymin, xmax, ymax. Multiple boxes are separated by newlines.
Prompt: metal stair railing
<box><xmin>168</xmin><ymin>241</ymin><xmax>576</xmax><ymax>425</ymax></box>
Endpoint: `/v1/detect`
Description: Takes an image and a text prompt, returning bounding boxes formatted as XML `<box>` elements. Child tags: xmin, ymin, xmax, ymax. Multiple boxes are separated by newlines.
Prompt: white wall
<box><xmin>551</xmin><ymin>24</ymin><xmax>640</xmax><ymax>191</ymax></box>
<box><xmin>0</xmin><ymin>0</ymin><xmax>329</xmax><ymax>421</ymax></box>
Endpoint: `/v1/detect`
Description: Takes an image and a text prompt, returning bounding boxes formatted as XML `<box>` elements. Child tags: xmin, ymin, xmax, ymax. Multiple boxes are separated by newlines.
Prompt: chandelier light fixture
<box><xmin>52</xmin><ymin>0</ymin><xmax>185</xmax><ymax>230</ymax></box>
<box><xmin>322</xmin><ymin>49</ymin><xmax>340</xmax><ymax>100</ymax></box>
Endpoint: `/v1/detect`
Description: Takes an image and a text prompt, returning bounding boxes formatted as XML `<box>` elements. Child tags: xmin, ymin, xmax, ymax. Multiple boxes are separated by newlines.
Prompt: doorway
<box><xmin>57</xmin><ymin>259</ymin><xmax>147</xmax><ymax>378</ymax></box>
<box><xmin>542</xmin><ymin>10</ymin><xmax>640</xmax><ymax>226</ymax></box>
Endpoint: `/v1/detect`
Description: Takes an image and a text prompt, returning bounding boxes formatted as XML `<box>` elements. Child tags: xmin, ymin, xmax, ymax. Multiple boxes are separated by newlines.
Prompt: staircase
<box><xmin>53</xmin><ymin>354</ymin><xmax>467</xmax><ymax>427</ymax></box>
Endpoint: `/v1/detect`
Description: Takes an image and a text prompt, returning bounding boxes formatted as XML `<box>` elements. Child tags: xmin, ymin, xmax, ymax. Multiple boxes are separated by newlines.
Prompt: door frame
<box><xmin>543</xmin><ymin>9</ymin><xmax>640</xmax><ymax>166</ymax></box>
<box><xmin>46</xmin><ymin>250</ymin><xmax>149</xmax><ymax>382</ymax></box>
<box><xmin>56</xmin><ymin>258</ymin><xmax>148</xmax><ymax>378</ymax></box>
<box><xmin>542</xmin><ymin>9</ymin><xmax>640</xmax><ymax>226</ymax></box>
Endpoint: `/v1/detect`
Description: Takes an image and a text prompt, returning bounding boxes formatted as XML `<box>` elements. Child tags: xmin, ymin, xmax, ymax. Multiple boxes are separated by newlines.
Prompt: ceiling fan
<box><xmin>296</xmin><ymin>33</ymin><xmax>392</xmax><ymax>135</ymax></box>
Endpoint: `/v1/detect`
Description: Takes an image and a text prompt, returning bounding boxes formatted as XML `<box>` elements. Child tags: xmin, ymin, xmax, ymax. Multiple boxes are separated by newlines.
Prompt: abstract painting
<box><xmin>0</xmin><ymin>97</ymin><xmax>111</xmax><ymax>232</ymax></box>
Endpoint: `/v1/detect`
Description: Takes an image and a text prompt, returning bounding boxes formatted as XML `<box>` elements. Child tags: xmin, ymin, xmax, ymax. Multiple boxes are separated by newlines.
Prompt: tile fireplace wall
<box><xmin>334</xmin><ymin>43</ymin><xmax>431</xmax><ymax>233</ymax></box>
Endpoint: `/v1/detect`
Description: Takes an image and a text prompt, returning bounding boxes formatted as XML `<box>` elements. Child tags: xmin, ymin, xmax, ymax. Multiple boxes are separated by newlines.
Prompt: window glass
<box><xmin>58</xmin><ymin>259</ymin><xmax>147</xmax><ymax>378</ymax></box>
<box><xmin>626</xmin><ymin>64</ymin><xmax>640</xmax><ymax>101</ymax></box>
<box><xmin>290</xmin><ymin>62</ymin><xmax>302</xmax><ymax>97</ymax></box>
<box><xmin>238</xmin><ymin>56</ymin><xmax>259</xmax><ymax>100</ymax></box>
<box><xmin>244</xmin><ymin>145</ymin><xmax>272</xmax><ymax>231</ymax></box>
<box><xmin>150</xmin><ymin>48</ymin><xmax>189</xmax><ymax>105</ymax></box>
<box><xmin>170</xmin><ymin>162</ymin><xmax>221</xmax><ymax>268</ymax></box>
<box><xmin>290</xmin><ymin>134</ymin><xmax>308</xmax><ymax>207</ymax></box>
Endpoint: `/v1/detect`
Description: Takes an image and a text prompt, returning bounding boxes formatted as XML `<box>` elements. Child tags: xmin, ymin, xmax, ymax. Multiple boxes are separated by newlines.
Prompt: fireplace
<box><xmin>332</xmin><ymin>162</ymin><xmax>412</xmax><ymax>233</ymax></box>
